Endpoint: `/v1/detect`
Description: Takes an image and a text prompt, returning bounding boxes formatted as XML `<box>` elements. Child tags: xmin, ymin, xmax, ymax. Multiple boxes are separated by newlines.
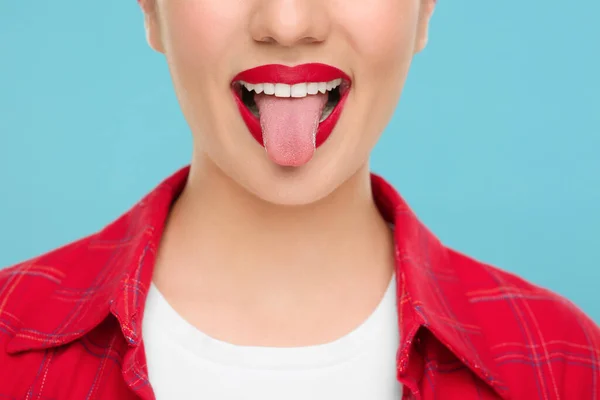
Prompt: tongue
<box><xmin>254</xmin><ymin>93</ymin><xmax>328</xmax><ymax>167</ymax></box>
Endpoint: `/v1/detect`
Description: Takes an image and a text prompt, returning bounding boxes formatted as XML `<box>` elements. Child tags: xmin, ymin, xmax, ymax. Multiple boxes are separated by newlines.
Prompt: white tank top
<box><xmin>142</xmin><ymin>274</ymin><xmax>402</xmax><ymax>399</ymax></box>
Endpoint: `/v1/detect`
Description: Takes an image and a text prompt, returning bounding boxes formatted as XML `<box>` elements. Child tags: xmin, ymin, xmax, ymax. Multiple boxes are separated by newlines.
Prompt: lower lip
<box><xmin>231</xmin><ymin>87</ymin><xmax>351</xmax><ymax>149</ymax></box>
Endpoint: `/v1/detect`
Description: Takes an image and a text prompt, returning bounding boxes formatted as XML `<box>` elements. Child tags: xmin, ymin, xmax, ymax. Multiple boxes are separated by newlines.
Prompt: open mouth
<box><xmin>230</xmin><ymin>64</ymin><xmax>353</xmax><ymax>157</ymax></box>
<box><xmin>232</xmin><ymin>79</ymin><xmax>351</xmax><ymax>124</ymax></box>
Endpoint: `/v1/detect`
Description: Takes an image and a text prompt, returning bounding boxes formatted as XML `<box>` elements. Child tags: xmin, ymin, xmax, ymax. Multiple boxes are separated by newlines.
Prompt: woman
<box><xmin>1</xmin><ymin>0</ymin><xmax>598</xmax><ymax>398</ymax></box>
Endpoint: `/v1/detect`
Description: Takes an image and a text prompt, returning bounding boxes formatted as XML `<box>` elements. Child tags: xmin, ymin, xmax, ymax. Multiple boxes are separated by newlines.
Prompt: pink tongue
<box><xmin>254</xmin><ymin>93</ymin><xmax>328</xmax><ymax>167</ymax></box>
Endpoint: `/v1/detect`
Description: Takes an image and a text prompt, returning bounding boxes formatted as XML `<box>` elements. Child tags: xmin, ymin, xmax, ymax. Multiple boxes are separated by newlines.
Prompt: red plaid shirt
<box><xmin>1</xmin><ymin>166</ymin><xmax>598</xmax><ymax>399</ymax></box>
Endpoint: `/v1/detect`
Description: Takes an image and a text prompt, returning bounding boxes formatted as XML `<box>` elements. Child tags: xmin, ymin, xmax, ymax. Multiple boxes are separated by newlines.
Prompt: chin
<box><xmin>242</xmin><ymin>169</ymin><xmax>339</xmax><ymax>207</ymax></box>
<box><xmin>198</xmin><ymin>127</ymin><xmax>366</xmax><ymax>208</ymax></box>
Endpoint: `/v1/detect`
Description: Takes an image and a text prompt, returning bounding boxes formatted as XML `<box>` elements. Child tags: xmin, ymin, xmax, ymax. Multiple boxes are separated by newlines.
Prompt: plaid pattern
<box><xmin>1</xmin><ymin>165</ymin><xmax>598</xmax><ymax>399</ymax></box>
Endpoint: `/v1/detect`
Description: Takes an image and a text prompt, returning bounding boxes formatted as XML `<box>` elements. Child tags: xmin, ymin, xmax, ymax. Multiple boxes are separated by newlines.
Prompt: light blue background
<box><xmin>1</xmin><ymin>1</ymin><xmax>598</xmax><ymax>322</ymax></box>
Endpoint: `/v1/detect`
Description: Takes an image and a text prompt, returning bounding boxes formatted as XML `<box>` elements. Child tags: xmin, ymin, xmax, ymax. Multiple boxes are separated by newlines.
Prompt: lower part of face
<box><xmin>156</xmin><ymin>0</ymin><xmax>424</xmax><ymax>206</ymax></box>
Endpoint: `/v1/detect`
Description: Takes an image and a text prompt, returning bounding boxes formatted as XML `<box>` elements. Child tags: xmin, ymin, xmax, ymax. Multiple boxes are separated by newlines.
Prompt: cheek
<box><xmin>157</xmin><ymin>0</ymin><xmax>249</xmax><ymax>141</ymax></box>
<box><xmin>336</xmin><ymin>0</ymin><xmax>419</xmax><ymax>139</ymax></box>
<box><xmin>160</xmin><ymin>0</ymin><xmax>244</xmax><ymax>76</ymax></box>
<box><xmin>336</xmin><ymin>0</ymin><xmax>420</xmax><ymax>61</ymax></box>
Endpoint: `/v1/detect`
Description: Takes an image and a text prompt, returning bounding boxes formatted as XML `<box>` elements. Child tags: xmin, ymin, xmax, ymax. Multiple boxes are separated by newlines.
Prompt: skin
<box><xmin>140</xmin><ymin>0</ymin><xmax>436</xmax><ymax>346</ymax></box>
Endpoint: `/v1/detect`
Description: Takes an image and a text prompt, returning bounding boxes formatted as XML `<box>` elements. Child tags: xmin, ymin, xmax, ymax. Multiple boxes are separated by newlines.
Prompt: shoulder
<box><xmin>447</xmin><ymin>247</ymin><xmax>598</xmax><ymax>335</ymax></box>
<box><xmin>0</xmin><ymin>235</ymin><xmax>94</xmax><ymax>337</ymax></box>
<box><xmin>448</xmin><ymin>248</ymin><xmax>600</xmax><ymax>397</ymax></box>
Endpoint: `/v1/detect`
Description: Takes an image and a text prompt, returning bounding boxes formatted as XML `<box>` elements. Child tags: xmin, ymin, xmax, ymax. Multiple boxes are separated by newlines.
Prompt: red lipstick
<box><xmin>231</xmin><ymin>63</ymin><xmax>351</xmax><ymax>149</ymax></box>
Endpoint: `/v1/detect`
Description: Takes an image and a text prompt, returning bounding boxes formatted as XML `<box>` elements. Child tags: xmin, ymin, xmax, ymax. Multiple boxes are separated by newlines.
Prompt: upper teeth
<box><xmin>239</xmin><ymin>79</ymin><xmax>343</xmax><ymax>98</ymax></box>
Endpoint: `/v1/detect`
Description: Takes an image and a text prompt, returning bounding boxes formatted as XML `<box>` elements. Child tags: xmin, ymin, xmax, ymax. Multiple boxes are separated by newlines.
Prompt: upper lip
<box><xmin>231</xmin><ymin>63</ymin><xmax>351</xmax><ymax>85</ymax></box>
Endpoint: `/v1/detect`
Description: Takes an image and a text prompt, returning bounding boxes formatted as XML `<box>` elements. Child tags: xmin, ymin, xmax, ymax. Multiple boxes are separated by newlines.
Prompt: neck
<box><xmin>154</xmin><ymin>154</ymin><xmax>394</xmax><ymax>284</ymax></box>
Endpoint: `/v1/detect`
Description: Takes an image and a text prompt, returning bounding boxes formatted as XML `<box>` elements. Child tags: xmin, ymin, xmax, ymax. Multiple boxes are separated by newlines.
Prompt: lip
<box><xmin>231</xmin><ymin>63</ymin><xmax>352</xmax><ymax>149</ymax></box>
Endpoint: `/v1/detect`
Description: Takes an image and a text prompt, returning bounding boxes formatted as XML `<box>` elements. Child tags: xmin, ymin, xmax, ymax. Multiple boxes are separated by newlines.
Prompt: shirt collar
<box><xmin>6</xmin><ymin>165</ymin><xmax>508</xmax><ymax>397</ymax></box>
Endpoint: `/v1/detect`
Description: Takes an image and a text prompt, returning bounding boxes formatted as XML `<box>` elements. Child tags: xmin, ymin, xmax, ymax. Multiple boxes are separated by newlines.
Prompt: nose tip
<box><xmin>250</xmin><ymin>0</ymin><xmax>330</xmax><ymax>48</ymax></box>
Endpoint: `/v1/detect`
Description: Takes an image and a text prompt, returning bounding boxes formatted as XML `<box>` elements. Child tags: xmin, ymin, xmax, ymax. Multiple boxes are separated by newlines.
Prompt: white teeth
<box><xmin>318</xmin><ymin>82</ymin><xmax>327</xmax><ymax>94</ymax></box>
<box><xmin>263</xmin><ymin>83</ymin><xmax>275</xmax><ymax>95</ymax></box>
<box><xmin>239</xmin><ymin>79</ymin><xmax>343</xmax><ymax>98</ymax></box>
<box><xmin>274</xmin><ymin>83</ymin><xmax>291</xmax><ymax>97</ymax></box>
<box><xmin>307</xmin><ymin>83</ymin><xmax>319</xmax><ymax>95</ymax></box>
<box><xmin>291</xmin><ymin>83</ymin><xmax>308</xmax><ymax>98</ymax></box>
